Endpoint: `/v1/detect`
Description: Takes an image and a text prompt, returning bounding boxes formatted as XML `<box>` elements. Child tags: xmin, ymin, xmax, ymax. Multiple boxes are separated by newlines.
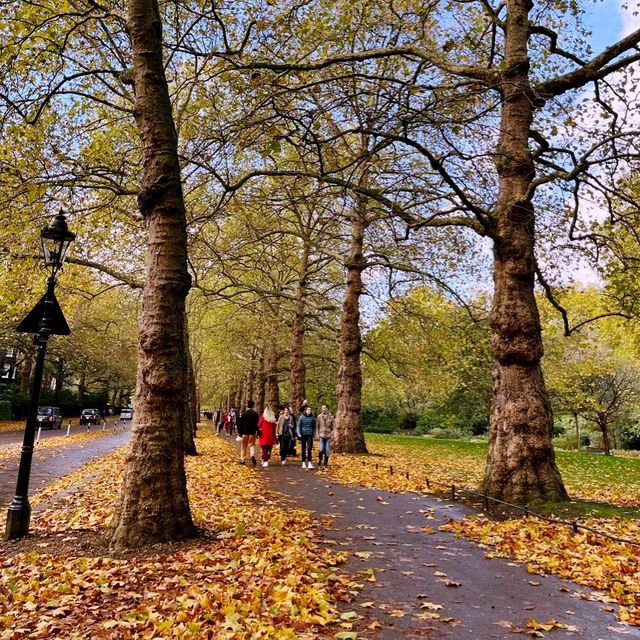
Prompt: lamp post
<box><xmin>5</xmin><ymin>210</ymin><xmax>75</xmax><ymax>540</ymax></box>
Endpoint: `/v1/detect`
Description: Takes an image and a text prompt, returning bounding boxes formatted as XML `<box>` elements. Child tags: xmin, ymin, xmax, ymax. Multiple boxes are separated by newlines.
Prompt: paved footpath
<box><xmin>0</xmin><ymin>428</ymin><xmax>131</xmax><ymax>509</ymax></box>
<box><xmin>259</xmin><ymin>457</ymin><xmax>640</xmax><ymax>640</ymax></box>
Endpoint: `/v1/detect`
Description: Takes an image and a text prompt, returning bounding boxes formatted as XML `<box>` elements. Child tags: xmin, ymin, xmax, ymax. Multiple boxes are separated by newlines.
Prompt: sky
<box><xmin>587</xmin><ymin>0</ymin><xmax>640</xmax><ymax>47</ymax></box>
<box><xmin>565</xmin><ymin>0</ymin><xmax>640</xmax><ymax>286</ymax></box>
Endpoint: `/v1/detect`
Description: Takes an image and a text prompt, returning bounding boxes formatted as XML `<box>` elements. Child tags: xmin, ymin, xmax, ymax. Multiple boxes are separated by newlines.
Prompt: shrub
<box><xmin>362</xmin><ymin>407</ymin><xmax>398</xmax><ymax>433</ymax></box>
<box><xmin>428</xmin><ymin>427</ymin><xmax>463</xmax><ymax>440</ymax></box>
<box><xmin>552</xmin><ymin>434</ymin><xmax>581</xmax><ymax>450</ymax></box>
<box><xmin>0</xmin><ymin>400</ymin><xmax>11</xmax><ymax>420</ymax></box>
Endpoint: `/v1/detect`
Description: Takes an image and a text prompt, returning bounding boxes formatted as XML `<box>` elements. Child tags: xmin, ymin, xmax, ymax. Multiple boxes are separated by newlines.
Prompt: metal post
<box><xmin>66</xmin><ymin>422</ymin><xmax>71</xmax><ymax>436</ymax></box>
<box><xmin>5</xmin><ymin>278</ymin><xmax>55</xmax><ymax>539</ymax></box>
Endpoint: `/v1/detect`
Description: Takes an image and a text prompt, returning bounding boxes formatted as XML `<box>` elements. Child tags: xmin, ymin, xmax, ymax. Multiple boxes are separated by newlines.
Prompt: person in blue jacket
<box><xmin>296</xmin><ymin>405</ymin><xmax>316</xmax><ymax>469</ymax></box>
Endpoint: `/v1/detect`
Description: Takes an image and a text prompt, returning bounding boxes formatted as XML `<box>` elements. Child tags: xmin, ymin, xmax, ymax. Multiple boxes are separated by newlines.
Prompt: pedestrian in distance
<box><xmin>237</xmin><ymin>400</ymin><xmax>260</xmax><ymax>466</ymax></box>
<box><xmin>258</xmin><ymin>405</ymin><xmax>278</xmax><ymax>467</ymax></box>
<box><xmin>276</xmin><ymin>406</ymin><xmax>296</xmax><ymax>466</ymax></box>
<box><xmin>216</xmin><ymin>408</ymin><xmax>224</xmax><ymax>435</ymax></box>
<box><xmin>224</xmin><ymin>411</ymin><xmax>234</xmax><ymax>436</ymax></box>
<box><xmin>316</xmin><ymin>404</ymin><xmax>335</xmax><ymax>468</ymax></box>
<box><xmin>230</xmin><ymin>407</ymin><xmax>238</xmax><ymax>437</ymax></box>
<box><xmin>296</xmin><ymin>405</ymin><xmax>316</xmax><ymax>469</ymax></box>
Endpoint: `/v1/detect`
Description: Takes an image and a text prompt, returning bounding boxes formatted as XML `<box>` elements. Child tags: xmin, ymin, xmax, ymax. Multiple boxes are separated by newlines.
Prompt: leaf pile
<box><xmin>442</xmin><ymin>516</ymin><xmax>640</xmax><ymax>626</ymax></box>
<box><xmin>0</xmin><ymin>433</ymin><xmax>357</xmax><ymax>639</ymax></box>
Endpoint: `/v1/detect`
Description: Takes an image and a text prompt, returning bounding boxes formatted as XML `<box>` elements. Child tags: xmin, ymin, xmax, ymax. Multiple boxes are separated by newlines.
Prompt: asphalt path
<box><xmin>0</xmin><ymin>423</ymin><xmax>131</xmax><ymax>509</ymax></box>
<box><xmin>259</xmin><ymin>455</ymin><xmax>640</xmax><ymax>639</ymax></box>
<box><xmin>0</xmin><ymin>419</ymin><xmax>131</xmax><ymax>447</ymax></box>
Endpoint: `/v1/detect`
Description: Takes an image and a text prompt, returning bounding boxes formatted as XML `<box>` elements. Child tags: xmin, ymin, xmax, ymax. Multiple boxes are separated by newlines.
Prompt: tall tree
<box><xmin>108</xmin><ymin>0</ymin><xmax>195</xmax><ymax>549</ymax></box>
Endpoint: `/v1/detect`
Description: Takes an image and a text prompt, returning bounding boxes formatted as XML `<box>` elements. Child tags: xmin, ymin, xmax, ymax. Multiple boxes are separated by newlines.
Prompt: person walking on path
<box><xmin>316</xmin><ymin>404</ymin><xmax>334</xmax><ymax>468</ymax></box>
<box><xmin>216</xmin><ymin>408</ymin><xmax>224</xmax><ymax>435</ymax></box>
<box><xmin>276</xmin><ymin>407</ymin><xmax>296</xmax><ymax>466</ymax></box>
<box><xmin>237</xmin><ymin>400</ymin><xmax>259</xmax><ymax>466</ymax></box>
<box><xmin>296</xmin><ymin>405</ymin><xmax>316</xmax><ymax>469</ymax></box>
<box><xmin>258</xmin><ymin>405</ymin><xmax>278</xmax><ymax>467</ymax></box>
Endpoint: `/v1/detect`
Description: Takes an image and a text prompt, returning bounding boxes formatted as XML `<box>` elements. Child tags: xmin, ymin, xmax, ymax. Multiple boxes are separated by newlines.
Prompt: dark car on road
<box><xmin>37</xmin><ymin>406</ymin><xmax>62</xmax><ymax>430</ymax></box>
<box><xmin>80</xmin><ymin>408</ymin><xmax>102</xmax><ymax>425</ymax></box>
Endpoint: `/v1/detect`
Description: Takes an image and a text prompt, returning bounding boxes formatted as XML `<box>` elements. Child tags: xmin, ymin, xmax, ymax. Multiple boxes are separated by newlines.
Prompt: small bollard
<box><xmin>66</xmin><ymin>423</ymin><xmax>71</xmax><ymax>436</ymax></box>
<box><xmin>36</xmin><ymin>426</ymin><xmax>42</xmax><ymax>444</ymax></box>
<box><xmin>451</xmin><ymin>484</ymin><xmax>456</xmax><ymax>500</ymax></box>
<box><xmin>426</xmin><ymin>477</ymin><xmax>431</xmax><ymax>489</ymax></box>
<box><xmin>102</xmin><ymin>420</ymin><xmax>106</xmax><ymax>431</ymax></box>
<box><xmin>405</xmin><ymin>471</ymin><xmax>409</xmax><ymax>480</ymax></box>
<box><xmin>389</xmin><ymin>465</ymin><xmax>394</xmax><ymax>475</ymax></box>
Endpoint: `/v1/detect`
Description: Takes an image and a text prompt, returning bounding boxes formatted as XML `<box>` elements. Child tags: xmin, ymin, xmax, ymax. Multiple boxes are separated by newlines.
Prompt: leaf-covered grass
<box><xmin>358</xmin><ymin>433</ymin><xmax>640</xmax><ymax>510</ymax></box>
<box><xmin>0</xmin><ymin>433</ymin><xmax>358</xmax><ymax>639</ymax></box>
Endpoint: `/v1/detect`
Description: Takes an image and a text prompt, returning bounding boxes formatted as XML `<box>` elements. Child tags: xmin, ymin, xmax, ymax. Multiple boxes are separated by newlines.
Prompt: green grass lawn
<box><xmin>364</xmin><ymin>433</ymin><xmax>640</xmax><ymax>516</ymax></box>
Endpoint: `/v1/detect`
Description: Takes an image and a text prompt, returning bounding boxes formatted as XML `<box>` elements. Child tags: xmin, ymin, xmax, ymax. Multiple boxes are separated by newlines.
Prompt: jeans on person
<box><xmin>319</xmin><ymin>436</ymin><xmax>330</xmax><ymax>464</ymax></box>
<box><xmin>240</xmin><ymin>434</ymin><xmax>256</xmax><ymax>461</ymax></box>
<box><xmin>279</xmin><ymin>435</ymin><xmax>292</xmax><ymax>460</ymax></box>
<box><xmin>261</xmin><ymin>444</ymin><xmax>273</xmax><ymax>462</ymax></box>
<box><xmin>301</xmin><ymin>434</ymin><xmax>313</xmax><ymax>462</ymax></box>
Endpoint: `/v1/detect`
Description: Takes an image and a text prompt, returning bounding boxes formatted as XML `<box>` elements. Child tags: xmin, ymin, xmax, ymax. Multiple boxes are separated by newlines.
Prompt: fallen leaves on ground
<box><xmin>0</xmin><ymin>429</ymin><xmax>121</xmax><ymax>464</ymax></box>
<box><xmin>0</xmin><ymin>433</ymin><xmax>359</xmax><ymax>639</ymax></box>
<box><xmin>442</xmin><ymin>516</ymin><xmax>640</xmax><ymax>626</ymax></box>
<box><xmin>329</xmin><ymin>436</ymin><xmax>640</xmax><ymax>509</ymax></box>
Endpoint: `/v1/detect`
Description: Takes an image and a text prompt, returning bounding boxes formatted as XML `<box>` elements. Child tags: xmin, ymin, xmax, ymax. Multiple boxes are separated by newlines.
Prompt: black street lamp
<box><xmin>5</xmin><ymin>210</ymin><xmax>75</xmax><ymax>540</ymax></box>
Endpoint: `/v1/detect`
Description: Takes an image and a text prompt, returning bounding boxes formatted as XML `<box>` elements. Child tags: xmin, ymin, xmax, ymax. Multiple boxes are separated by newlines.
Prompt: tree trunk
<box><xmin>289</xmin><ymin>241</ymin><xmax>309</xmax><ymax>412</ymax></box>
<box><xmin>265</xmin><ymin>333</ymin><xmax>280</xmax><ymax>409</ymax></box>
<box><xmin>256</xmin><ymin>348</ymin><xmax>266</xmax><ymax>414</ymax></box>
<box><xmin>244</xmin><ymin>358</ymin><xmax>255</xmax><ymax>407</ymax></box>
<box><xmin>333</xmin><ymin>208</ymin><xmax>368</xmax><ymax>454</ymax></box>
<box><xmin>19</xmin><ymin>350</ymin><xmax>33</xmax><ymax>394</ymax></box>
<box><xmin>108</xmin><ymin>0</ymin><xmax>195</xmax><ymax>549</ymax></box>
<box><xmin>76</xmin><ymin>372</ymin><xmax>86</xmax><ymax>403</ymax></box>
<box><xmin>53</xmin><ymin>358</ymin><xmax>64</xmax><ymax>403</ymax></box>
<box><xmin>598</xmin><ymin>417</ymin><xmax>612</xmax><ymax>456</ymax></box>
<box><xmin>183</xmin><ymin>323</ymin><xmax>198</xmax><ymax>456</ymax></box>
<box><xmin>481</xmin><ymin>0</ymin><xmax>567</xmax><ymax>504</ymax></box>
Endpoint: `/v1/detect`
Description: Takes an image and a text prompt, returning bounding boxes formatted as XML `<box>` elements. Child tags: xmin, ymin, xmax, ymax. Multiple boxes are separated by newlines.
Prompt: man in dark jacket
<box><xmin>296</xmin><ymin>405</ymin><xmax>316</xmax><ymax>469</ymax></box>
<box><xmin>237</xmin><ymin>399</ymin><xmax>259</xmax><ymax>466</ymax></box>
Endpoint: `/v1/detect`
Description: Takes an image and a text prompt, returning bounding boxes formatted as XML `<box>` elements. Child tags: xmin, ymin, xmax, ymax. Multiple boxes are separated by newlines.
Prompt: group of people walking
<box><xmin>234</xmin><ymin>400</ymin><xmax>335</xmax><ymax>469</ymax></box>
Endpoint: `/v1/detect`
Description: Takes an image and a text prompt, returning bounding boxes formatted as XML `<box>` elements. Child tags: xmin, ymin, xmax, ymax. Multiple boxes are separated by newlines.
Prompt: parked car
<box><xmin>120</xmin><ymin>408</ymin><xmax>133</xmax><ymax>420</ymax></box>
<box><xmin>37</xmin><ymin>406</ymin><xmax>62</xmax><ymax>430</ymax></box>
<box><xmin>80</xmin><ymin>408</ymin><xmax>102</xmax><ymax>425</ymax></box>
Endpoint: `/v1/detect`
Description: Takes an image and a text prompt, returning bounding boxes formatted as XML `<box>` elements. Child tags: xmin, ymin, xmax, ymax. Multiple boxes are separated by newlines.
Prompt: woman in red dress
<box><xmin>257</xmin><ymin>406</ymin><xmax>278</xmax><ymax>467</ymax></box>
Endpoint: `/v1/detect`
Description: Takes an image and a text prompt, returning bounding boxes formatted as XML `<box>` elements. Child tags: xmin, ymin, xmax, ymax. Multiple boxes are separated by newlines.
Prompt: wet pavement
<box><xmin>261</xmin><ymin>458</ymin><xmax>640</xmax><ymax>639</ymax></box>
<box><xmin>0</xmin><ymin>426</ymin><xmax>131</xmax><ymax>509</ymax></box>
